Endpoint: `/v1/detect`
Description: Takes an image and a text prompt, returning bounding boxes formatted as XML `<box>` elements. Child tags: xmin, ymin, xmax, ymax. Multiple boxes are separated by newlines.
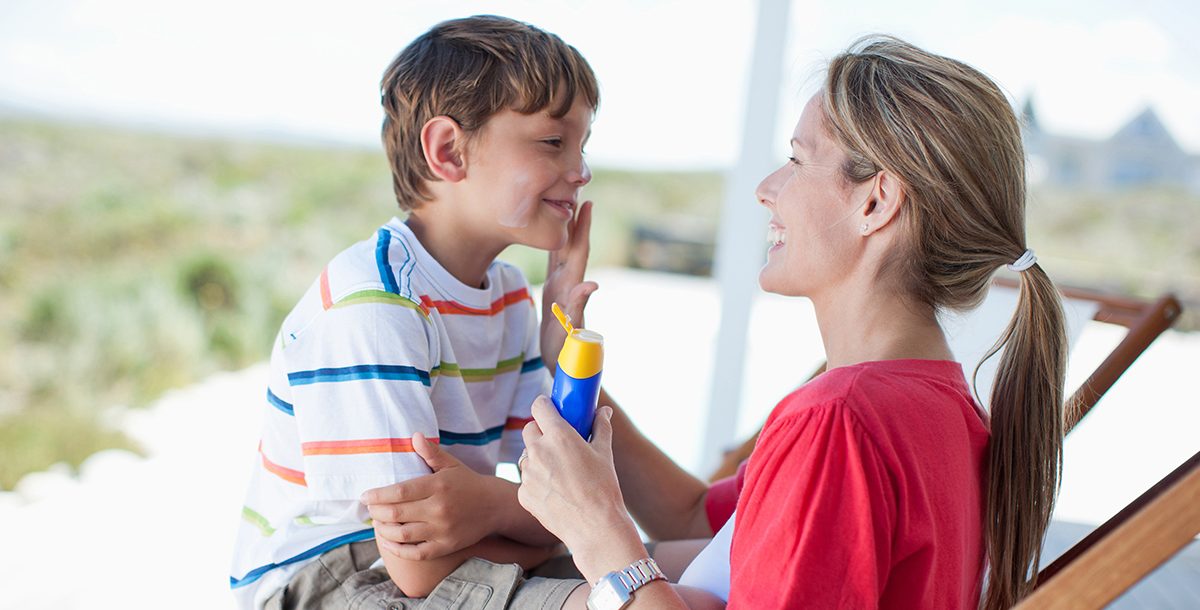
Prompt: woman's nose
<box><xmin>755</xmin><ymin>166</ymin><xmax>785</xmax><ymax>208</ymax></box>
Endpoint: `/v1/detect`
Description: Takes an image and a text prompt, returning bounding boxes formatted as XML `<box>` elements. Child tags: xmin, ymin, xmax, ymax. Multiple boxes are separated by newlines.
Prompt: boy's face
<box><xmin>460</xmin><ymin>98</ymin><xmax>593</xmax><ymax>251</ymax></box>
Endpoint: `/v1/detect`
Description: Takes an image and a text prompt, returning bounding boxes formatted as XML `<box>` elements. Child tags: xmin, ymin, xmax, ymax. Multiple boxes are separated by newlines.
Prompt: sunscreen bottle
<box><xmin>549</xmin><ymin>303</ymin><xmax>603</xmax><ymax>439</ymax></box>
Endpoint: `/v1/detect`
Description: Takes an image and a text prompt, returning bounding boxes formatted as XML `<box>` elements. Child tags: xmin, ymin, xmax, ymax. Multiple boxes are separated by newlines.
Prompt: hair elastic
<box><xmin>1007</xmin><ymin>249</ymin><xmax>1037</xmax><ymax>273</ymax></box>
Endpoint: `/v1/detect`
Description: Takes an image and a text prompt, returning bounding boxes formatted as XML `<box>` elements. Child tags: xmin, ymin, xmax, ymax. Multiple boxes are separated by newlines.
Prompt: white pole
<box><xmin>700</xmin><ymin>0</ymin><xmax>790</xmax><ymax>476</ymax></box>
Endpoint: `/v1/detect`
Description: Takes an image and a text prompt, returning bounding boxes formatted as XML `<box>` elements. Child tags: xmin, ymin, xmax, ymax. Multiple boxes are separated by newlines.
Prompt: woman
<box><xmin>517</xmin><ymin>35</ymin><xmax>1067</xmax><ymax>609</ymax></box>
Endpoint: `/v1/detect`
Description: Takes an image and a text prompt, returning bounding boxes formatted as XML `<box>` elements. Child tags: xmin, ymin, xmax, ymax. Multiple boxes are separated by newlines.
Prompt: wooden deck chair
<box><xmin>1016</xmin><ymin>450</ymin><xmax>1200</xmax><ymax>609</ymax></box>
<box><xmin>708</xmin><ymin>279</ymin><xmax>1183</xmax><ymax>481</ymax></box>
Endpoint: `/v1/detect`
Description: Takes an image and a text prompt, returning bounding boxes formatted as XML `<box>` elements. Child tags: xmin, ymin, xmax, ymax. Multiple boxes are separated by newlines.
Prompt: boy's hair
<box><xmin>381</xmin><ymin>15</ymin><xmax>600</xmax><ymax>211</ymax></box>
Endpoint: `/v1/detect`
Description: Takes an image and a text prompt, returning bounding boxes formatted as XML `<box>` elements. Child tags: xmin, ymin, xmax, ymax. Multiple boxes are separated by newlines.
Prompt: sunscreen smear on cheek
<box><xmin>497</xmin><ymin>174</ymin><xmax>537</xmax><ymax>229</ymax></box>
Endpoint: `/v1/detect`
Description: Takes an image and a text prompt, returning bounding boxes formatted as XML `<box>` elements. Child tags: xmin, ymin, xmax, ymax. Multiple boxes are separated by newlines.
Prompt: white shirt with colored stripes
<box><xmin>230</xmin><ymin>218</ymin><xmax>550</xmax><ymax>609</ymax></box>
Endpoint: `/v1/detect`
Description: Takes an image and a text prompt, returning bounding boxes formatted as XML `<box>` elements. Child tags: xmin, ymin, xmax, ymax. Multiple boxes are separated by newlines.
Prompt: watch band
<box><xmin>586</xmin><ymin>557</ymin><xmax>667</xmax><ymax>610</ymax></box>
<box><xmin>611</xmin><ymin>557</ymin><xmax>666</xmax><ymax>593</ymax></box>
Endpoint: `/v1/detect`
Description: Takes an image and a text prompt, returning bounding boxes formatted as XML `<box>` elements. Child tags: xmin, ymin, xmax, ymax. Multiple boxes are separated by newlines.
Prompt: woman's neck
<box><xmin>812</xmin><ymin>281</ymin><xmax>953</xmax><ymax>370</ymax></box>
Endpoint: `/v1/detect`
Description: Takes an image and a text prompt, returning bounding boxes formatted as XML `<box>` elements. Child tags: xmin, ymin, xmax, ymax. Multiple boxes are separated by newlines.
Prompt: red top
<box><xmin>716</xmin><ymin>359</ymin><xmax>990</xmax><ymax>609</ymax></box>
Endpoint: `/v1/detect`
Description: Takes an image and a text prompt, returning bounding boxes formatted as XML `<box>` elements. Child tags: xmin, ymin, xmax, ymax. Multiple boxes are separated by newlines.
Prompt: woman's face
<box><xmin>755</xmin><ymin>94</ymin><xmax>871</xmax><ymax>298</ymax></box>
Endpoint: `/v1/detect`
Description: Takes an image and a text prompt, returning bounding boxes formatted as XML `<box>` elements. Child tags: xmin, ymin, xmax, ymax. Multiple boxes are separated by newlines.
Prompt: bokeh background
<box><xmin>0</xmin><ymin>1</ymin><xmax>1197</xmax><ymax>608</ymax></box>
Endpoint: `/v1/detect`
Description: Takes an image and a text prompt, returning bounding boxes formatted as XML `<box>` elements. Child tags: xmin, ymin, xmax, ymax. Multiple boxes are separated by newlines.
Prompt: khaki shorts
<box><xmin>264</xmin><ymin>539</ymin><xmax>584</xmax><ymax>610</ymax></box>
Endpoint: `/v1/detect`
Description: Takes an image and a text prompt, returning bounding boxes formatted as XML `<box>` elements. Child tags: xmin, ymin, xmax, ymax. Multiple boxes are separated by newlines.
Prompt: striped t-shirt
<box><xmin>230</xmin><ymin>218</ymin><xmax>550</xmax><ymax>609</ymax></box>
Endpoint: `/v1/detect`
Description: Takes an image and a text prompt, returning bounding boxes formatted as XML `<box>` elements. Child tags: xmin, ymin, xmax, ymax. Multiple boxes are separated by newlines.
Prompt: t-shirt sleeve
<box><xmin>285</xmin><ymin>301</ymin><xmax>440</xmax><ymax>501</ymax></box>
<box><xmin>705</xmin><ymin>458</ymin><xmax>749</xmax><ymax>534</ymax></box>
<box><xmin>499</xmin><ymin>296</ymin><xmax>550</xmax><ymax>464</ymax></box>
<box><xmin>728</xmin><ymin>404</ymin><xmax>896</xmax><ymax>609</ymax></box>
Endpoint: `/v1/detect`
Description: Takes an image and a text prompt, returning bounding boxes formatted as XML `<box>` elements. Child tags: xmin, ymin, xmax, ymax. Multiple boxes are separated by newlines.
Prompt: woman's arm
<box><xmin>601</xmin><ymin>389</ymin><xmax>714</xmax><ymax>540</ymax></box>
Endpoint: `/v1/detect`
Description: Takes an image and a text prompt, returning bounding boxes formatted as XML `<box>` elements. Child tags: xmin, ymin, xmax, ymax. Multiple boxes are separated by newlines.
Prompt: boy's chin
<box><xmin>515</xmin><ymin>226</ymin><xmax>569</xmax><ymax>252</ymax></box>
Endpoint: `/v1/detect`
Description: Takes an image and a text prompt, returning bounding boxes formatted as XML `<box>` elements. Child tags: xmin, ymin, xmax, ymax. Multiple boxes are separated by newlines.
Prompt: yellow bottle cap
<box><xmin>552</xmin><ymin>303</ymin><xmax>603</xmax><ymax>378</ymax></box>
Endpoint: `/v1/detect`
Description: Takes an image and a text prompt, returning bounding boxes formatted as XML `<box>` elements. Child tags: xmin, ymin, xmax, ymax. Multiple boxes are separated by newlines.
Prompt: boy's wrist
<box><xmin>483</xmin><ymin>475</ymin><xmax>518</xmax><ymax>535</ymax></box>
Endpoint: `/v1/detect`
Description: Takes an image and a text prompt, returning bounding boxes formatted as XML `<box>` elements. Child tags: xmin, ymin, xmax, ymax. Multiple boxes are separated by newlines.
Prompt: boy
<box><xmin>230</xmin><ymin>15</ymin><xmax>599</xmax><ymax>609</ymax></box>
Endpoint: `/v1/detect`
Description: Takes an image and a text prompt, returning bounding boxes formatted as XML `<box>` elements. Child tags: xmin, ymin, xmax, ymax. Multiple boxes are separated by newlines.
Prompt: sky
<box><xmin>0</xmin><ymin>0</ymin><xmax>1196</xmax><ymax>170</ymax></box>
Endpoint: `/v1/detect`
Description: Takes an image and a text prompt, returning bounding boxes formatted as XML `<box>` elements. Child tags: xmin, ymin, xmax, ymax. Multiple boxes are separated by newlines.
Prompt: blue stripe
<box><xmin>376</xmin><ymin>229</ymin><xmax>400</xmax><ymax>294</ymax></box>
<box><xmin>230</xmin><ymin>528</ymin><xmax>374</xmax><ymax>589</ymax></box>
<box><xmin>266</xmin><ymin>388</ymin><xmax>294</xmax><ymax>416</ymax></box>
<box><xmin>439</xmin><ymin>424</ymin><xmax>504</xmax><ymax>446</ymax></box>
<box><xmin>288</xmin><ymin>364</ymin><xmax>431</xmax><ymax>387</ymax></box>
<box><xmin>395</xmin><ymin>228</ymin><xmax>416</xmax><ymax>297</ymax></box>
<box><xmin>520</xmin><ymin>357</ymin><xmax>545</xmax><ymax>373</ymax></box>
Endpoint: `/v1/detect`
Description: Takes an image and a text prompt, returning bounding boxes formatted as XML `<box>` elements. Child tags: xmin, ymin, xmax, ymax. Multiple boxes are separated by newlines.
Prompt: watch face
<box><xmin>586</xmin><ymin>577</ymin><xmax>631</xmax><ymax>610</ymax></box>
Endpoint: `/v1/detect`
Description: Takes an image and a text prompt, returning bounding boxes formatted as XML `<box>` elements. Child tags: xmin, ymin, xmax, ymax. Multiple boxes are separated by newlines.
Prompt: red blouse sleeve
<box><xmin>728</xmin><ymin>403</ymin><xmax>897</xmax><ymax>609</ymax></box>
<box><xmin>705</xmin><ymin>458</ymin><xmax>749</xmax><ymax>533</ymax></box>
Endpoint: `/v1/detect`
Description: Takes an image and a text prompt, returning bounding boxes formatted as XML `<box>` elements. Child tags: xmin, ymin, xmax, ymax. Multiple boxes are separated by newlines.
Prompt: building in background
<box><xmin>1022</xmin><ymin>99</ymin><xmax>1200</xmax><ymax>193</ymax></box>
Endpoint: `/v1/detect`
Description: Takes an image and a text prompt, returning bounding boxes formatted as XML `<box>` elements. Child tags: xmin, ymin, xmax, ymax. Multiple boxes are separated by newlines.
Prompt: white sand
<box><xmin>1</xmin><ymin>268</ymin><xmax>1195</xmax><ymax>609</ymax></box>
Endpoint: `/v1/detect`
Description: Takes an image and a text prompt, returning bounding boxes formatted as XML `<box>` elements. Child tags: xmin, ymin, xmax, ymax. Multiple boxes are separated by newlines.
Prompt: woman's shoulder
<box><xmin>767</xmin><ymin>359</ymin><xmax>982</xmax><ymax>438</ymax></box>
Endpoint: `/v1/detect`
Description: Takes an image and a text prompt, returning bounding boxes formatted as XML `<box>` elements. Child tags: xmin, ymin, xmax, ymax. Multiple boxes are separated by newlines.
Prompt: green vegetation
<box><xmin>0</xmin><ymin>116</ymin><xmax>1195</xmax><ymax>488</ymax></box>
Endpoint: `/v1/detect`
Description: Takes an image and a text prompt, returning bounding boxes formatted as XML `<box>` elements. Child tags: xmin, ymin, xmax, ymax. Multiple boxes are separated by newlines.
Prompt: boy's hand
<box><xmin>541</xmin><ymin>200</ymin><xmax>598</xmax><ymax>374</ymax></box>
<box><xmin>361</xmin><ymin>433</ymin><xmax>500</xmax><ymax>561</ymax></box>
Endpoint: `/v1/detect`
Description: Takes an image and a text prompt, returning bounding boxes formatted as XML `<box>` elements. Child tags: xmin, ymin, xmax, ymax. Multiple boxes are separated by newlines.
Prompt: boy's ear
<box><xmin>420</xmin><ymin>116</ymin><xmax>467</xmax><ymax>183</ymax></box>
<box><xmin>859</xmin><ymin>170</ymin><xmax>906</xmax><ymax>236</ymax></box>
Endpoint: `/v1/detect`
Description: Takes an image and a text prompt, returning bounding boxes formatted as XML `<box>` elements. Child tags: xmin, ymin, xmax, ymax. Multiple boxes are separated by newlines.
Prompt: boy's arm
<box><xmin>601</xmin><ymin>388</ymin><xmax>715</xmax><ymax>541</ymax></box>
<box><xmin>363</xmin><ymin>433</ymin><xmax>558</xmax><ymax>562</ymax></box>
<box><xmin>378</xmin><ymin>534</ymin><xmax>560</xmax><ymax>598</ymax></box>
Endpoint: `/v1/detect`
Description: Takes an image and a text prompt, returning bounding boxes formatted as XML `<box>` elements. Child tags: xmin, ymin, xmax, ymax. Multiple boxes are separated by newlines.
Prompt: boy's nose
<box><xmin>570</xmin><ymin>159</ymin><xmax>592</xmax><ymax>186</ymax></box>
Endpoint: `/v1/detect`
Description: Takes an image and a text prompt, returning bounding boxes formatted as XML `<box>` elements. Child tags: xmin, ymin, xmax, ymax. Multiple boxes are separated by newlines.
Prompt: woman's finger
<box><xmin>590</xmin><ymin>405</ymin><xmax>615</xmax><ymax>457</ymax></box>
<box><xmin>530</xmin><ymin>395</ymin><xmax>574</xmax><ymax>436</ymax></box>
<box><xmin>521</xmin><ymin>416</ymin><xmax>544</xmax><ymax>448</ymax></box>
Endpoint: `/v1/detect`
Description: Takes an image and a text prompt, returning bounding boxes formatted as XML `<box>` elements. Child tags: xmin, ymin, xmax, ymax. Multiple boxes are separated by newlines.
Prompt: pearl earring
<box><xmin>860</xmin><ymin>223</ymin><xmax>869</xmax><ymax>234</ymax></box>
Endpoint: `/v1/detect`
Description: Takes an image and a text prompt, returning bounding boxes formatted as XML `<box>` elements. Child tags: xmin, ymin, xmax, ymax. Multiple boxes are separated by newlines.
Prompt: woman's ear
<box><xmin>420</xmin><ymin>116</ymin><xmax>467</xmax><ymax>183</ymax></box>
<box><xmin>859</xmin><ymin>170</ymin><xmax>906</xmax><ymax>236</ymax></box>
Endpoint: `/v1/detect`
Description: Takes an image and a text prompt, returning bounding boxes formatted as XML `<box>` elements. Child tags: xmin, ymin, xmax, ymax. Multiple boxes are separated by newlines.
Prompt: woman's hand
<box><xmin>518</xmin><ymin>397</ymin><xmax>647</xmax><ymax>583</ymax></box>
<box><xmin>361</xmin><ymin>433</ymin><xmax>502</xmax><ymax>560</ymax></box>
<box><xmin>541</xmin><ymin>200</ymin><xmax>598</xmax><ymax>374</ymax></box>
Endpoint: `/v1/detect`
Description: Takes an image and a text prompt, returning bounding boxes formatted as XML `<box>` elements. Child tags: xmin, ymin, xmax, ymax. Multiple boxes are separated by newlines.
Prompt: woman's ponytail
<box><xmin>980</xmin><ymin>263</ymin><xmax>1068</xmax><ymax>610</ymax></box>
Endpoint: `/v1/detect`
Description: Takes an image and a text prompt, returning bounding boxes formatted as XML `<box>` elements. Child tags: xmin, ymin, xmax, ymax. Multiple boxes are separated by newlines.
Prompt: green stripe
<box><xmin>333</xmin><ymin>290</ymin><xmax>429</xmax><ymax>319</ymax></box>
<box><xmin>243</xmin><ymin>506</ymin><xmax>276</xmax><ymax>536</ymax></box>
<box><xmin>432</xmin><ymin>353</ymin><xmax>525</xmax><ymax>382</ymax></box>
<box><xmin>294</xmin><ymin>515</ymin><xmax>315</xmax><ymax>526</ymax></box>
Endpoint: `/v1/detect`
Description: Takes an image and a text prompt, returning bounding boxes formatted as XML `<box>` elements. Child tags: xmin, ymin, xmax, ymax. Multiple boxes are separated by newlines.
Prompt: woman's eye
<box><xmin>788</xmin><ymin>156</ymin><xmax>802</xmax><ymax>166</ymax></box>
<box><xmin>543</xmin><ymin>138</ymin><xmax>563</xmax><ymax>148</ymax></box>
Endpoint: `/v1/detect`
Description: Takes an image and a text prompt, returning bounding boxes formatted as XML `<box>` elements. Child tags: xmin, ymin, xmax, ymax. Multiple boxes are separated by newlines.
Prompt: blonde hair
<box><xmin>822</xmin><ymin>36</ymin><xmax>1067</xmax><ymax>609</ymax></box>
<box><xmin>380</xmin><ymin>15</ymin><xmax>599</xmax><ymax>210</ymax></box>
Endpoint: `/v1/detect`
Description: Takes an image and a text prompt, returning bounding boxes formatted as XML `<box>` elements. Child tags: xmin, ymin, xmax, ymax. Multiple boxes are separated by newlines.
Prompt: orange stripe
<box><xmin>420</xmin><ymin>288</ymin><xmax>532</xmax><ymax>316</ymax></box>
<box><xmin>505</xmin><ymin>417</ymin><xmax>533</xmax><ymax>430</ymax></box>
<box><xmin>319</xmin><ymin>267</ymin><xmax>333</xmax><ymax>310</ymax></box>
<box><xmin>301</xmin><ymin>437</ymin><xmax>439</xmax><ymax>456</ymax></box>
<box><xmin>259</xmin><ymin>442</ymin><xmax>307</xmax><ymax>486</ymax></box>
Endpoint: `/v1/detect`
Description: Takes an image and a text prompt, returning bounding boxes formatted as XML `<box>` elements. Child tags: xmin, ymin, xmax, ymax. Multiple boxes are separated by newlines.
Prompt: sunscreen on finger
<box><xmin>550</xmin><ymin>303</ymin><xmax>603</xmax><ymax>439</ymax></box>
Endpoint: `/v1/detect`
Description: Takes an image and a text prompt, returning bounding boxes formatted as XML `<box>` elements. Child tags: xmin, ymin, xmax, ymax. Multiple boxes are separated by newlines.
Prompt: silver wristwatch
<box><xmin>586</xmin><ymin>557</ymin><xmax>667</xmax><ymax>610</ymax></box>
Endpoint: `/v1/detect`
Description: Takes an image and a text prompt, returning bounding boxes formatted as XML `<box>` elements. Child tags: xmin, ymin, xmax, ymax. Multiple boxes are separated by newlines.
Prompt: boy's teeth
<box><xmin>767</xmin><ymin>226</ymin><xmax>786</xmax><ymax>246</ymax></box>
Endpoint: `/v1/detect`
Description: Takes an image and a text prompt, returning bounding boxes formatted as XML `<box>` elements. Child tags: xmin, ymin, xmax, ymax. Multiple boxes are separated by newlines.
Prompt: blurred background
<box><xmin>1</xmin><ymin>0</ymin><xmax>1197</xmax><ymax>608</ymax></box>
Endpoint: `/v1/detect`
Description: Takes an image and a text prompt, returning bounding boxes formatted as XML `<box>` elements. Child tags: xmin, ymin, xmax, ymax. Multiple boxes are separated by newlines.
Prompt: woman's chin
<box><xmin>758</xmin><ymin>268</ymin><xmax>806</xmax><ymax>298</ymax></box>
